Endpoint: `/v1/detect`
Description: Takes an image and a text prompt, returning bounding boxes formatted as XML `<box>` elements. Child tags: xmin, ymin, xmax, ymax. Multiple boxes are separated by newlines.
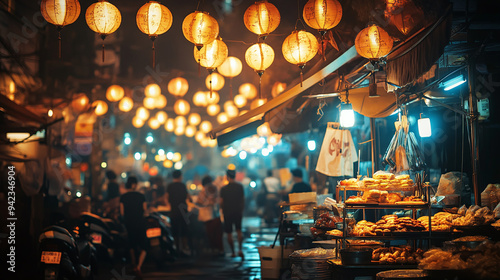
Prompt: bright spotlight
<box><xmin>239</xmin><ymin>151</ymin><xmax>247</xmax><ymax>160</ymax></box>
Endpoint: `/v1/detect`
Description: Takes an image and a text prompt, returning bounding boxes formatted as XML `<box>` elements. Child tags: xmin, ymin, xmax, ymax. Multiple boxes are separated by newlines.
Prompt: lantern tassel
<box><xmin>57</xmin><ymin>28</ymin><xmax>62</xmax><ymax>59</ymax></box>
<box><xmin>300</xmin><ymin>71</ymin><xmax>303</xmax><ymax>87</ymax></box>
<box><xmin>258</xmin><ymin>72</ymin><xmax>263</xmax><ymax>99</ymax></box>
<box><xmin>229</xmin><ymin>78</ymin><xmax>233</xmax><ymax>100</ymax></box>
<box><xmin>198</xmin><ymin>59</ymin><xmax>201</xmax><ymax>77</ymax></box>
<box><xmin>152</xmin><ymin>39</ymin><xmax>156</xmax><ymax>69</ymax></box>
<box><xmin>101</xmin><ymin>34</ymin><xmax>106</xmax><ymax>63</ymax></box>
<box><xmin>210</xmin><ymin>77</ymin><xmax>213</xmax><ymax>98</ymax></box>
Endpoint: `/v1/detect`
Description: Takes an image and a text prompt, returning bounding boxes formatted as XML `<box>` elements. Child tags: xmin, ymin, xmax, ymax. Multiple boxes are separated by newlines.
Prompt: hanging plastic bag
<box><xmin>316</xmin><ymin>126</ymin><xmax>357</xmax><ymax>177</ymax></box>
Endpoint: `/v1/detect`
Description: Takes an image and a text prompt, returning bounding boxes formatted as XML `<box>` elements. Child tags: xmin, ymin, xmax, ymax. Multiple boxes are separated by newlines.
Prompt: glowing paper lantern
<box><xmin>163</xmin><ymin>159</ymin><xmax>173</xmax><ymax>168</ymax></box>
<box><xmin>245</xmin><ymin>43</ymin><xmax>275</xmax><ymax>76</ymax></box>
<box><xmin>217</xmin><ymin>112</ymin><xmax>229</xmax><ymax>124</ymax></box>
<box><xmin>118</xmin><ymin>96</ymin><xmax>133</xmax><ymax>112</ymax></box>
<box><xmin>207</xmin><ymin>138</ymin><xmax>217</xmax><ymax>147</ymax></box>
<box><xmin>243</xmin><ymin>0</ymin><xmax>280</xmax><ymax>36</ymax></box>
<box><xmin>239</xmin><ymin>83</ymin><xmax>258</xmax><ymax>100</ymax></box>
<box><xmin>106</xmin><ymin>85</ymin><xmax>124</xmax><ymax>102</ymax></box>
<box><xmin>143</xmin><ymin>97</ymin><xmax>156</xmax><ymax>109</ymax></box>
<box><xmin>205</xmin><ymin>91</ymin><xmax>220</xmax><ymax>105</ymax></box>
<box><xmin>182</xmin><ymin>11</ymin><xmax>219</xmax><ymax>49</ymax></box>
<box><xmin>188</xmin><ymin>113</ymin><xmax>201</xmax><ymax>126</ymax></box>
<box><xmin>132</xmin><ymin>116</ymin><xmax>145</xmax><ymax>128</ymax></box>
<box><xmin>174</xmin><ymin>116</ymin><xmax>187</xmax><ymax>127</ymax></box>
<box><xmin>225</xmin><ymin>105</ymin><xmax>239</xmax><ymax>118</ymax></box>
<box><xmin>302</xmin><ymin>0</ymin><xmax>342</xmax><ymax>33</ymax></box>
<box><xmin>71</xmin><ymin>93</ymin><xmax>89</xmax><ymax>113</ymax></box>
<box><xmin>172</xmin><ymin>152</ymin><xmax>182</xmax><ymax>162</ymax></box>
<box><xmin>205</xmin><ymin>72</ymin><xmax>225</xmax><ymax>91</ymax></box>
<box><xmin>155</xmin><ymin>94</ymin><xmax>167</xmax><ymax>109</ymax></box>
<box><xmin>207</xmin><ymin>104</ymin><xmax>220</xmax><ymax>116</ymax></box>
<box><xmin>185</xmin><ymin>125</ymin><xmax>196</xmax><ymax>137</ymax></box>
<box><xmin>271</xmin><ymin>82</ymin><xmax>286</xmax><ymax>98</ymax></box>
<box><xmin>148</xmin><ymin>118</ymin><xmax>161</xmax><ymax>130</ymax></box>
<box><xmin>155</xmin><ymin>111</ymin><xmax>167</xmax><ymax>124</ymax></box>
<box><xmin>136</xmin><ymin>107</ymin><xmax>150</xmax><ymax>120</ymax></box>
<box><xmin>355</xmin><ymin>24</ymin><xmax>393</xmax><ymax>59</ymax></box>
<box><xmin>174</xmin><ymin>99</ymin><xmax>190</xmax><ymax>115</ymax></box>
<box><xmin>234</xmin><ymin>95</ymin><xmax>247</xmax><ymax>108</ymax></box>
<box><xmin>282</xmin><ymin>30</ymin><xmax>319</xmax><ymax>68</ymax></box>
<box><xmin>41</xmin><ymin>0</ymin><xmax>81</xmax><ymax>57</ymax></box>
<box><xmin>199</xmin><ymin>121</ymin><xmax>212</xmax><ymax>133</ymax></box>
<box><xmin>145</xmin><ymin>83</ymin><xmax>161</xmax><ymax>97</ymax></box>
<box><xmin>267</xmin><ymin>133</ymin><xmax>282</xmax><ymax>146</ymax></box>
<box><xmin>223</xmin><ymin>101</ymin><xmax>235</xmax><ymax>112</ymax></box>
<box><xmin>164</xmin><ymin>118</ymin><xmax>175</xmax><ymax>132</ymax></box>
<box><xmin>193</xmin><ymin>90</ymin><xmax>208</xmax><ymax>107</ymax></box>
<box><xmin>167</xmin><ymin>77</ymin><xmax>189</xmax><ymax>97</ymax></box>
<box><xmin>218</xmin><ymin>56</ymin><xmax>242</xmax><ymax>78</ymax></box>
<box><xmin>85</xmin><ymin>0</ymin><xmax>121</xmax><ymax>61</ymax></box>
<box><xmin>194</xmin><ymin>37</ymin><xmax>228</xmax><ymax>70</ymax></box>
<box><xmin>92</xmin><ymin>100</ymin><xmax>108</xmax><ymax>116</ymax></box>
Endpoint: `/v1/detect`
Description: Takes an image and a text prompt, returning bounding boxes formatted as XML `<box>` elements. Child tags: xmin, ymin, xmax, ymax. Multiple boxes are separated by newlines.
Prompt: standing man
<box><xmin>290</xmin><ymin>168</ymin><xmax>312</xmax><ymax>193</ymax></box>
<box><xmin>263</xmin><ymin>170</ymin><xmax>281</xmax><ymax>224</ymax></box>
<box><xmin>120</xmin><ymin>176</ymin><xmax>147</xmax><ymax>277</ymax></box>
<box><xmin>166</xmin><ymin>170</ymin><xmax>191</xmax><ymax>255</ymax></box>
<box><xmin>220</xmin><ymin>169</ymin><xmax>245</xmax><ymax>259</ymax></box>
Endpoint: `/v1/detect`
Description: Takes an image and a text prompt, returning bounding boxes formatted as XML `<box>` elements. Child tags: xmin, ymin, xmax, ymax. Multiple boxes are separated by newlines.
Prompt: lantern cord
<box><xmin>210</xmin><ymin>77</ymin><xmax>213</xmax><ymax>98</ymax></box>
<box><xmin>229</xmin><ymin>78</ymin><xmax>233</xmax><ymax>99</ymax></box>
<box><xmin>58</xmin><ymin>30</ymin><xmax>62</xmax><ymax>59</ymax></box>
<box><xmin>102</xmin><ymin>43</ymin><xmax>105</xmax><ymax>63</ymax></box>
<box><xmin>152</xmin><ymin>40</ymin><xmax>156</xmax><ymax>69</ymax></box>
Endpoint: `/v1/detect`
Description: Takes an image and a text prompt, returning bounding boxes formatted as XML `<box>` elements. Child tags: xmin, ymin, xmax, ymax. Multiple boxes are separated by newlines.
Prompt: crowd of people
<box><xmin>98</xmin><ymin>167</ymin><xmax>313</xmax><ymax>277</ymax></box>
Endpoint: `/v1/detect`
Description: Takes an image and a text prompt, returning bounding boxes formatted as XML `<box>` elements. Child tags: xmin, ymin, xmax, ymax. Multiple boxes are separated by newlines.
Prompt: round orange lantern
<box><xmin>174</xmin><ymin>99</ymin><xmax>190</xmax><ymax>115</ymax></box>
<box><xmin>145</xmin><ymin>83</ymin><xmax>161</xmax><ymax>97</ymax></box>
<box><xmin>217</xmin><ymin>112</ymin><xmax>229</xmax><ymax>124</ymax></box>
<box><xmin>155</xmin><ymin>94</ymin><xmax>167</xmax><ymax>109</ymax></box>
<box><xmin>257</xmin><ymin>122</ymin><xmax>271</xmax><ymax>136</ymax></box>
<box><xmin>218</xmin><ymin>56</ymin><xmax>242</xmax><ymax>78</ymax></box>
<box><xmin>303</xmin><ymin>0</ymin><xmax>342</xmax><ymax>33</ymax></box>
<box><xmin>205</xmin><ymin>91</ymin><xmax>220</xmax><ymax>105</ymax></box>
<box><xmin>282</xmin><ymin>30</ymin><xmax>319</xmax><ymax>68</ymax></box>
<box><xmin>193</xmin><ymin>90</ymin><xmax>208</xmax><ymax>107</ymax></box>
<box><xmin>167</xmin><ymin>77</ymin><xmax>189</xmax><ymax>97</ymax></box>
<box><xmin>250</xmin><ymin>98</ymin><xmax>267</xmax><ymax>109</ymax></box>
<box><xmin>155</xmin><ymin>111</ymin><xmax>167</xmax><ymax>124</ymax></box>
<box><xmin>185</xmin><ymin>125</ymin><xmax>196</xmax><ymax>137</ymax></box>
<box><xmin>245</xmin><ymin>42</ymin><xmax>275</xmax><ymax>75</ymax></box>
<box><xmin>174</xmin><ymin>116</ymin><xmax>187</xmax><ymax>127</ymax></box>
<box><xmin>267</xmin><ymin>133</ymin><xmax>282</xmax><ymax>146</ymax></box>
<box><xmin>194</xmin><ymin>37</ymin><xmax>228</xmax><ymax>71</ymax></box>
<box><xmin>182</xmin><ymin>11</ymin><xmax>219</xmax><ymax>49</ymax></box>
<box><xmin>271</xmin><ymin>82</ymin><xmax>286</xmax><ymax>98</ymax></box>
<box><xmin>106</xmin><ymin>85</ymin><xmax>124</xmax><ymax>102</ymax></box>
<box><xmin>92</xmin><ymin>100</ymin><xmax>108</xmax><ymax>116</ymax></box>
<box><xmin>243</xmin><ymin>0</ymin><xmax>280</xmax><ymax>36</ymax></box>
<box><xmin>355</xmin><ymin>24</ymin><xmax>393</xmax><ymax>59</ymax></box>
<box><xmin>195</xmin><ymin>131</ymin><xmax>206</xmax><ymax>142</ymax></box>
<box><xmin>206</xmin><ymin>104</ymin><xmax>220</xmax><ymax>116</ymax></box>
<box><xmin>174</xmin><ymin>126</ymin><xmax>185</xmax><ymax>136</ymax></box>
<box><xmin>149</xmin><ymin>166</ymin><xmax>159</xmax><ymax>176</ymax></box>
<box><xmin>163</xmin><ymin>159</ymin><xmax>173</xmax><ymax>168</ymax></box>
<box><xmin>233</xmin><ymin>94</ymin><xmax>247</xmax><ymax>108</ymax></box>
<box><xmin>132</xmin><ymin>116</ymin><xmax>145</xmax><ymax>128</ymax></box>
<box><xmin>239</xmin><ymin>83</ymin><xmax>258</xmax><ymax>100</ymax></box>
<box><xmin>71</xmin><ymin>93</ymin><xmax>89</xmax><ymax>113</ymax></box>
<box><xmin>143</xmin><ymin>97</ymin><xmax>156</xmax><ymax>109</ymax></box>
<box><xmin>188</xmin><ymin>113</ymin><xmax>201</xmax><ymax>126</ymax></box>
<box><xmin>205</xmin><ymin>72</ymin><xmax>225</xmax><ymax>91</ymax></box>
<box><xmin>223</xmin><ymin>101</ymin><xmax>235</xmax><ymax>112</ymax></box>
<box><xmin>199</xmin><ymin>121</ymin><xmax>212</xmax><ymax>133</ymax></box>
<box><xmin>86</xmin><ymin>0</ymin><xmax>121</xmax><ymax>61</ymax></box>
<box><xmin>164</xmin><ymin>118</ymin><xmax>175</xmax><ymax>132</ymax></box>
<box><xmin>118</xmin><ymin>96</ymin><xmax>133</xmax><ymax>112</ymax></box>
<box><xmin>225</xmin><ymin>104</ymin><xmax>239</xmax><ymax>118</ymax></box>
<box><xmin>41</xmin><ymin>0</ymin><xmax>81</xmax><ymax>57</ymax></box>
<box><xmin>136</xmin><ymin>107</ymin><xmax>150</xmax><ymax>120</ymax></box>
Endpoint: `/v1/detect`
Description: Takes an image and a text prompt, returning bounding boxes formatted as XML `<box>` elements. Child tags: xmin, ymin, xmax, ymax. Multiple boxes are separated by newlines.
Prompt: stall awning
<box><xmin>0</xmin><ymin>94</ymin><xmax>46</xmax><ymax>125</ymax></box>
<box><xmin>209</xmin><ymin>45</ymin><xmax>360</xmax><ymax>144</ymax></box>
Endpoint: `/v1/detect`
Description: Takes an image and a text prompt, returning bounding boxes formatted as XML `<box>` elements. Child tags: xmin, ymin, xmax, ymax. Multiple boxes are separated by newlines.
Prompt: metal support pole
<box><xmin>468</xmin><ymin>61</ymin><xmax>480</xmax><ymax>204</ymax></box>
<box><xmin>370</xmin><ymin>118</ymin><xmax>377</xmax><ymax>175</ymax></box>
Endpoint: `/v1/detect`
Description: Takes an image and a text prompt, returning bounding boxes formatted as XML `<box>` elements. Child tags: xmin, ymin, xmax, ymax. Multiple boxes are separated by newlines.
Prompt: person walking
<box><xmin>220</xmin><ymin>169</ymin><xmax>245</xmax><ymax>259</ymax></box>
<box><xmin>262</xmin><ymin>169</ymin><xmax>281</xmax><ymax>224</ymax></box>
<box><xmin>290</xmin><ymin>168</ymin><xmax>312</xmax><ymax>193</ymax></box>
<box><xmin>196</xmin><ymin>175</ymin><xmax>224</xmax><ymax>255</ymax></box>
<box><xmin>166</xmin><ymin>170</ymin><xmax>192</xmax><ymax>255</ymax></box>
<box><xmin>119</xmin><ymin>176</ymin><xmax>147</xmax><ymax>277</ymax></box>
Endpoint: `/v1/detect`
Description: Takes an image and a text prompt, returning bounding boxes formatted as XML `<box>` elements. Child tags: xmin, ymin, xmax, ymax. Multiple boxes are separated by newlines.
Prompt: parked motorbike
<box><xmin>79</xmin><ymin>212</ymin><xmax>114</xmax><ymax>264</ymax></box>
<box><xmin>145</xmin><ymin>211</ymin><xmax>177</xmax><ymax>267</ymax></box>
<box><xmin>38</xmin><ymin>225</ymin><xmax>95</xmax><ymax>280</ymax></box>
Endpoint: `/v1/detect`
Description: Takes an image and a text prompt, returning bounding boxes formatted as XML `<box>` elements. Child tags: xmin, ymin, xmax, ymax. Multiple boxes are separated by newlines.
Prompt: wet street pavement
<box><xmin>96</xmin><ymin>217</ymin><xmax>278</xmax><ymax>280</ymax></box>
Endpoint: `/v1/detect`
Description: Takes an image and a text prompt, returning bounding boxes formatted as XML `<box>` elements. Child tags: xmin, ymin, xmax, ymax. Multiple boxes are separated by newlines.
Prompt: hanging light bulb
<box><xmin>340</xmin><ymin>103</ymin><xmax>355</xmax><ymax>127</ymax></box>
<box><xmin>167</xmin><ymin>77</ymin><xmax>189</xmax><ymax>97</ymax></box>
<box><xmin>85</xmin><ymin>0</ymin><xmax>121</xmax><ymax>62</ymax></box>
<box><xmin>418</xmin><ymin>114</ymin><xmax>432</xmax><ymax>137</ymax></box>
<box><xmin>118</xmin><ymin>96</ymin><xmax>133</xmax><ymax>112</ymax></box>
<box><xmin>106</xmin><ymin>85</ymin><xmax>124</xmax><ymax>102</ymax></box>
<box><xmin>243</xmin><ymin>0</ymin><xmax>280</xmax><ymax>37</ymax></box>
<box><xmin>136</xmin><ymin>1</ymin><xmax>173</xmax><ymax>68</ymax></box>
<box><xmin>182</xmin><ymin>11</ymin><xmax>219</xmax><ymax>50</ymax></box>
<box><xmin>41</xmin><ymin>0</ymin><xmax>81</xmax><ymax>58</ymax></box>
